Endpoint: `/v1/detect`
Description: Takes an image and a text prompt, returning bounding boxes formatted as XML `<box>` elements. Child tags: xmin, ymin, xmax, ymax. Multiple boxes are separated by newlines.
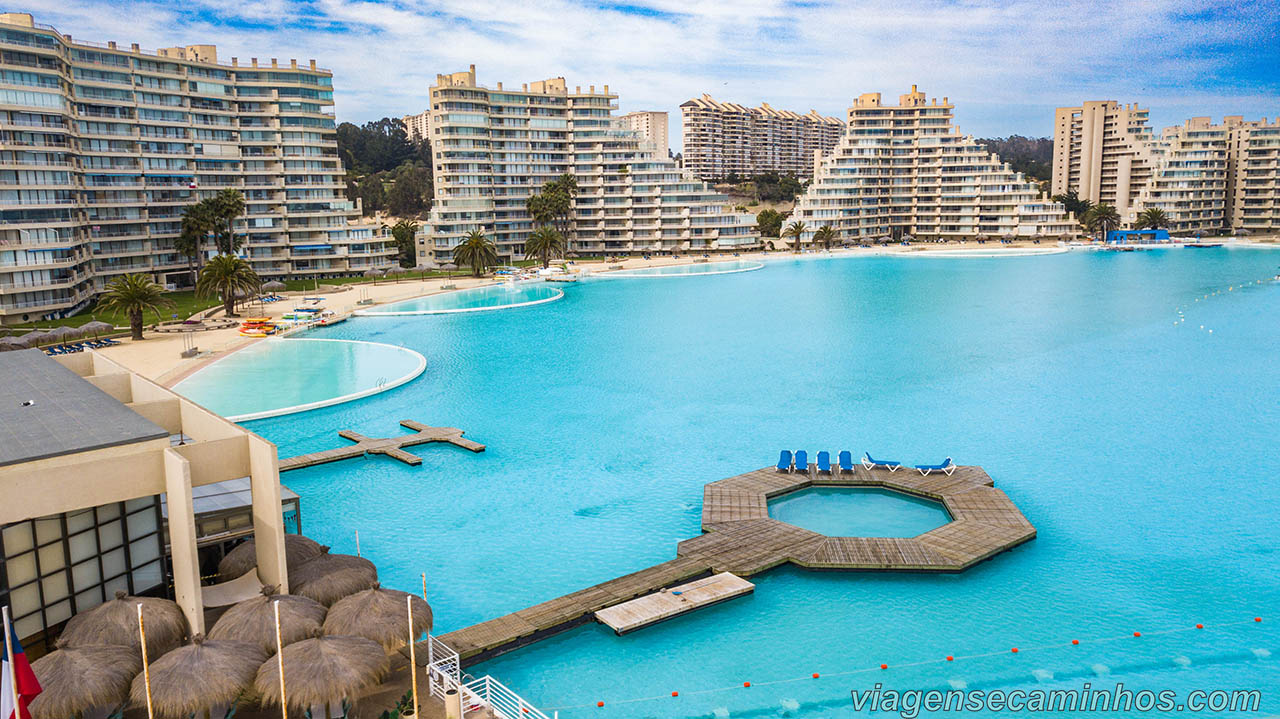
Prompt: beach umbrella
<box><xmin>20</xmin><ymin>329</ymin><xmax>53</xmax><ymax>347</ymax></box>
<box><xmin>81</xmin><ymin>320</ymin><xmax>114</xmax><ymax>338</ymax></box>
<box><xmin>29</xmin><ymin>641</ymin><xmax>141</xmax><ymax>719</ymax></box>
<box><xmin>1002</xmin><ymin>232</ymin><xmax>1016</xmax><ymax>240</ymax></box>
<box><xmin>362</xmin><ymin>267</ymin><xmax>384</xmax><ymax>286</ymax></box>
<box><xmin>50</xmin><ymin>326</ymin><xmax>83</xmax><ymax>343</ymax></box>
<box><xmin>289</xmin><ymin>554</ymin><xmax>378</xmax><ymax>606</ymax></box>
<box><xmin>128</xmin><ymin>635</ymin><xmax>266</xmax><ymax>719</ymax></box>
<box><xmin>60</xmin><ymin>591</ymin><xmax>189</xmax><ymax>657</ymax></box>
<box><xmin>254</xmin><ymin>634</ymin><xmax>389</xmax><ymax>715</ymax></box>
<box><xmin>262</xmin><ymin>280</ymin><xmax>286</xmax><ymax>291</ymax></box>
<box><xmin>208</xmin><ymin>587</ymin><xmax>328</xmax><ymax>655</ymax></box>
<box><xmin>1236</xmin><ymin>228</ymin><xmax>1251</xmax><ymax>237</ymax></box>
<box><xmin>441</xmin><ymin>262</ymin><xmax>458</xmax><ymax>277</ymax></box>
<box><xmin>0</xmin><ymin>336</ymin><xmax>29</xmax><ymax>351</ymax></box>
<box><xmin>322</xmin><ymin>585</ymin><xmax>432</xmax><ymax>651</ymax></box>
<box><xmin>218</xmin><ymin>534</ymin><xmax>330</xmax><ymax>579</ymax></box>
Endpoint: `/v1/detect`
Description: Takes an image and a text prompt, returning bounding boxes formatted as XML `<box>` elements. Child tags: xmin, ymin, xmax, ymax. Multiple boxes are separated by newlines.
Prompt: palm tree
<box><xmin>1084</xmin><ymin>204</ymin><xmax>1121</xmax><ymax>241</ymax></box>
<box><xmin>210</xmin><ymin>189</ymin><xmax>246</xmax><ymax>255</ymax></box>
<box><xmin>96</xmin><ymin>274</ymin><xmax>174</xmax><ymax>341</ymax></box>
<box><xmin>453</xmin><ymin>230</ymin><xmax>499</xmax><ymax>277</ymax></box>
<box><xmin>1135</xmin><ymin>207</ymin><xmax>1168</xmax><ymax>230</ymax></box>
<box><xmin>176</xmin><ymin>200</ymin><xmax>217</xmax><ymax>286</ymax></box>
<box><xmin>197</xmin><ymin>254</ymin><xmax>260</xmax><ymax>317</ymax></box>
<box><xmin>387</xmin><ymin>218</ymin><xmax>420</xmax><ymax>268</ymax></box>
<box><xmin>524</xmin><ymin>226</ymin><xmax>564</xmax><ymax>269</ymax></box>
<box><xmin>783</xmin><ymin>220</ymin><xmax>807</xmax><ymax>252</ymax></box>
<box><xmin>813</xmin><ymin>225</ymin><xmax>836</xmax><ymax>251</ymax></box>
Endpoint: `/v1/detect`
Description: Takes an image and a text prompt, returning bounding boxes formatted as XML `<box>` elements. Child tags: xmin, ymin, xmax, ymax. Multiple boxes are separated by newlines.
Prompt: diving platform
<box><xmin>278</xmin><ymin>420</ymin><xmax>484</xmax><ymax>471</ymax></box>
<box><xmin>595</xmin><ymin>572</ymin><xmax>754</xmax><ymax>634</ymax></box>
<box><xmin>426</xmin><ymin>461</ymin><xmax>1035</xmax><ymax>665</ymax></box>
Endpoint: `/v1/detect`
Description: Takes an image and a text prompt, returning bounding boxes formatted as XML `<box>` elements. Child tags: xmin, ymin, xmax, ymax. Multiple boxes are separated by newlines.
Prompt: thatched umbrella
<box><xmin>51</xmin><ymin>325</ymin><xmax>84</xmax><ymax>342</ymax></box>
<box><xmin>218</xmin><ymin>534</ymin><xmax>330</xmax><ymax>579</ymax></box>
<box><xmin>0</xmin><ymin>336</ymin><xmax>30</xmax><ymax>351</ymax></box>
<box><xmin>289</xmin><ymin>554</ymin><xmax>377</xmax><ymax>606</ymax></box>
<box><xmin>128</xmin><ymin>635</ymin><xmax>267</xmax><ymax>719</ymax></box>
<box><xmin>1236</xmin><ymin>228</ymin><xmax>1251</xmax><ymax>237</ymax></box>
<box><xmin>253</xmin><ymin>635</ymin><xmax>389</xmax><ymax>714</ymax></box>
<box><xmin>441</xmin><ymin>262</ymin><xmax>458</xmax><ymax>277</ymax></box>
<box><xmin>29</xmin><ymin>641</ymin><xmax>141</xmax><ymax>719</ymax></box>
<box><xmin>208</xmin><ymin>587</ymin><xmax>327</xmax><ymax>655</ymax></box>
<box><xmin>322</xmin><ymin>584</ymin><xmax>431</xmax><ymax>651</ymax></box>
<box><xmin>81</xmin><ymin>320</ymin><xmax>115</xmax><ymax>339</ymax></box>
<box><xmin>1002</xmin><ymin>232</ymin><xmax>1016</xmax><ymax>241</ymax></box>
<box><xmin>413</xmin><ymin>260</ymin><xmax>438</xmax><ymax>281</ymax></box>
<box><xmin>60</xmin><ymin>591</ymin><xmax>189</xmax><ymax>657</ymax></box>
<box><xmin>20</xmin><ymin>329</ymin><xmax>52</xmax><ymax>347</ymax></box>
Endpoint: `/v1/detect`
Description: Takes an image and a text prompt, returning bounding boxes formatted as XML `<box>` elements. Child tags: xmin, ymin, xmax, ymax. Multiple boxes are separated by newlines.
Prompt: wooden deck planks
<box><xmin>278</xmin><ymin>420</ymin><xmax>485</xmax><ymax>471</ymax></box>
<box><xmin>595</xmin><ymin>573</ymin><xmax>754</xmax><ymax>634</ymax></box>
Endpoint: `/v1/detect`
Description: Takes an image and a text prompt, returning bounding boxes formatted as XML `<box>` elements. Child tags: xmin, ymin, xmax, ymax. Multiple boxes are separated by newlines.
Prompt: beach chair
<box><xmin>793</xmin><ymin>450</ymin><xmax>809</xmax><ymax>474</ymax></box>
<box><xmin>915</xmin><ymin>457</ymin><xmax>956</xmax><ymax>476</ymax></box>
<box><xmin>838</xmin><ymin>450</ymin><xmax>854</xmax><ymax>474</ymax></box>
<box><xmin>861</xmin><ymin>452</ymin><xmax>901</xmax><ymax>472</ymax></box>
<box><xmin>816</xmin><ymin>451</ymin><xmax>832</xmax><ymax>474</ymax></box>
<box><xmin>775</xmin><ymin>450</ymin><xmax>792</xmax><ymax>473</ymax></box>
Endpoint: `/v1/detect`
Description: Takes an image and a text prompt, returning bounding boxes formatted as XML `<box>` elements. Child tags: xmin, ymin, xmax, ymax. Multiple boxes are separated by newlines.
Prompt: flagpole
<box><xmin>406</xmin><ymin>596</ymin><xmax>418</xmax><ymax>719</ymax></box>
<box><xmin>421</xmin><ymin>574</ymin><xmax>432</xmax><ymax>678</ymax></box>
<box><xmin>3</xmin><ymin>606</ymin><xmax>22</xmax><ymax>719</ymax></box>
<box><xmin>273</xmin><ymin>600</ymin><xmax>287</xmax><ymax>719</ymax></box>
<box><xmin>136</xmin><ymin>604</ymin><xmax>154</xmax><ymax>719</ymax></box>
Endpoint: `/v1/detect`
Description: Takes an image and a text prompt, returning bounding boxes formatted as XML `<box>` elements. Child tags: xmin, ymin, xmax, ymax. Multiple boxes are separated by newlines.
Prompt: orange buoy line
<box><xmin>566</xmin><ymin>616</ymin><xmax>1266</xmax><ymax>712</ymax></box>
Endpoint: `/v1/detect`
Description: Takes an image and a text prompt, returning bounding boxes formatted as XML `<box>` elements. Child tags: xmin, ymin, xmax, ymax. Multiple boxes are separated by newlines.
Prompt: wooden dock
<box><xmin>278</xmin><ymin>420</ymin><xmax>484</xmax><ymax>472</ymax></box>
<box><xmin>425</xmin><ymin>461</ymin><xmax>1034</xmax><ymax>666</ymax></box>
<box><xmin>595</xmin><ymin>572</ymin><xmax>754</xmax><ymax>634</ymax></box>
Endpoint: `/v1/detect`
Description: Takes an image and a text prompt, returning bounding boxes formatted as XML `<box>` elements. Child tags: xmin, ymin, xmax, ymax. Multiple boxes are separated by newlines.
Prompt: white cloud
<box><xmin>22</xmin><ymin>0</ymin><xmax>1280</xmax><ymax>146</ymax></box>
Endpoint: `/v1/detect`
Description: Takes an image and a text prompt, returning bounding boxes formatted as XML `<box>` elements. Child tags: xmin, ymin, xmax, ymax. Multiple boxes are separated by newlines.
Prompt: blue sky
<box><xmin>28</xmin><ymin>0</ymin><xmax>1280</xmax><ymax>147</ymax></box>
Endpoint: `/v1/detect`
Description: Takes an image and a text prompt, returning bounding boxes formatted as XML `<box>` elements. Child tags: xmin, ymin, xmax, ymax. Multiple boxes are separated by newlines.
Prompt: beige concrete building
<box><xmin>417</xmin><ymin>66</ymin><xmax>758</xmax><ymax>261</ymax></box>
<box><xmin>1052</xmin><ymin>100</ymin><xmax>1280</xmax><ymax>234</ymax></box>
<box><xmin>618</xmin><ymin>110</ymin><xmax>668</xmax><ymax>155</ymax></box>
<box><xmin>0</xmin><ymin>348</ymin><xmax>290</xmax><ymax>645</ymax></box>
<box><xmin>0</xmin><ymin>12</ymin><xmax>394</xmax><ymax>326</ymax></box>
<box><xmin>401</xmin><ymin>110</ymin><xmax>430</xmax><ymax>142</ymax></box>
<box><xmin>791</xmin><ymin>86</ymin><xmax>1077</xmax><ymax>244</ymax></box>
<box><xmin>680</xmin><ymin>94</ymin><xmax>842</xmax><ymax>180</ymax></box>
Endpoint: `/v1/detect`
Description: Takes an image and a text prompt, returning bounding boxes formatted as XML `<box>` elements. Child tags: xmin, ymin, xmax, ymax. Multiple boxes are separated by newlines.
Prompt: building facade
<box><xmin>0</xmin><ymin>13</ymin><xmax>394</xmax><ymax>326</ymax></box>
<box><xmin>401</xmin><ymin>110</ymin><xmax>430</xmax><ymax>142</ymax></box>
<box><xmin>618</xmin><ymin>110</ymin><xmax>668</xmax><ymax>155</ymax></box>
<box><xmin>679</xmin><ymin>94</ymin><xmax>843</xmax><ymax>180</ymax></box>
<box><xmin>417</xmin><ymin>66</ymin><xmax>758</xmax><ymax>261</ymax></box>
<box><xmin>790</xmin><ymin>86</ymin><xmax>1077</xmax><ymax>244</ymax></box>
<box><xmin>1052</xmin><ymin>100</ymin><xmax>1279</xmax><ymax>234</ymax></box>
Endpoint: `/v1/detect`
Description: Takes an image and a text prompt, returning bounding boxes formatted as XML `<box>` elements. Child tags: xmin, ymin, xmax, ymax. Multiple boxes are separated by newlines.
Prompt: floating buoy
<box><xmin>672</xmin><ymin>691</ymin><xmax>679</xmax><ymax>697</ymax></box>
<box><xmin>880</xmin><ymin>663</ymin><xmax>888</xmax><ymax>670</ymax></box>
<box><xmin>1133</xmin><ymin>631</ymin><xmax>1141</xmax><ymax>637</ymax></box>
<box><xmin>743</xmin><ymin>682</ymin><xmax>751</xmax><ymax>688</ymax></box>
<box><xmin>597</xmin><ymin>701</ymin><xmax>604</xmax><ymax>708</ymax></box>
<box><xmin>1256</xmin><ymin>617</ymin><xmax>1263</xmax><ymax>623</ymax></box>
<box><xmin>1072</xmin><ymin>639</ymin><xmax>1080</xmax><ymax>645</ymax></box>
<box><xmin>946</xmin><ymin>655</ymin><xmax>953</xmax><ymax>661</ymax></box>
<box><xmin>1196</xmin><ymin>623</ymin><xmax>1204</xmax><ymax>629</ymax></box>
<box><xmin>812</xmin><ymin>673</ymin><xmax>819</xmax><ymax>679</ymax></box>
<box><xmin>1011</xmin><ymin>648</ymin><xmax>1019</xmax><ymax>653</ymax></box>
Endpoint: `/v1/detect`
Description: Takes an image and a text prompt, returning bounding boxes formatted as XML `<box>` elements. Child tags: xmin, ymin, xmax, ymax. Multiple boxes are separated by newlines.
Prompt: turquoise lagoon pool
<box><xmin>355</xmin><ymin>282</ymin><xmax>563</xmax><ymax>315</ymax></box>
<box><xmin>234</xmin><ymin>248</ymin><xmax>1280</xmax><ymax>717</ymax></box>
<box><xmin>602</xmin><ymin>259</ymin><xmax>764</xmax><ymax>277</ymax></box>
<box><xmin>173</xmin><ymin>338</ymin><xmax>425</xmax><ymax>420</ymax></box>
<box><xmin>767</xmin><ymin>487</ymin><xmax>953</xmax><ymax>538</ymax></box>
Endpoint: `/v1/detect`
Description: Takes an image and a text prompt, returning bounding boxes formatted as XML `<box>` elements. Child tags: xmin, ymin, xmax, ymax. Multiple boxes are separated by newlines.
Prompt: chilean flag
<box><xmin>1</xmin><ymin>619</ymin><xmax>40</xmax><ymax>719</ymax></box>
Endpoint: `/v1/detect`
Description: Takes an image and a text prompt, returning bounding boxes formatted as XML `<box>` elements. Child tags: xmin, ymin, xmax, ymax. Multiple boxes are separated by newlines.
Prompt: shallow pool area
<box><xmin>173</xmin><ymin>338</ymin><xmax>425</xmax><ymax>420</ymax></box>
<box><xmin>355</xmin><ymin>282</ymin><xmax>563</xmax><ymax>315</ymax></box>
<box><xmin>232</xmin><ymin>249</ymin><xmax>1280</xmax><ymax>717</ymax></box>
<box><xmin>767</xmin><ymin>486</ymin><xmax>952</xmax><ymax>537</ymax></box>
<box><xmin>601</xmin><ymin>259</ymin><xmax>764</xmax><ymax>277</ymax></box>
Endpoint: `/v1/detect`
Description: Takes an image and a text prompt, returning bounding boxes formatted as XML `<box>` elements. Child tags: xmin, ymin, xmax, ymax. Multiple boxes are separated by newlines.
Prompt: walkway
<box><xmin>278</xmin><ymin>420</ymin><xmax>485</xmax><ymax>471</ymax></box>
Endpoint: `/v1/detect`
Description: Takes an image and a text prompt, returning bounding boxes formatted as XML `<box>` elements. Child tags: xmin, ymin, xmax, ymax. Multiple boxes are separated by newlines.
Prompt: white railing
<box><xmin>419</xmin><ymin>634</ymin><xmax>550</xmax><ymax>719</ymax></box>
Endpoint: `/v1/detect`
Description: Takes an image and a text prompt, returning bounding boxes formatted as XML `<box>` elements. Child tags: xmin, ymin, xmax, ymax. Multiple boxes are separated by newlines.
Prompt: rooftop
<box><xmin>0</xmin><ymin>349</ymin><xmax>168</xmax><ymax>467</ymax></box>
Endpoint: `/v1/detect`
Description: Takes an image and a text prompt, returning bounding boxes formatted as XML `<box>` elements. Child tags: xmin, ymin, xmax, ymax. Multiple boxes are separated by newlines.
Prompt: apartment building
<box><xmin>680</xmin><ymin>94</ymin><xmax>843</xmax><ymax>180</ymax></box>
<box><xmin>0</xmin><ymin>13</ymin><xmax>393</xmax><ymax>326</ymax></box>
<box><xmin>791</xmin><ymin>86</ymin><xmax>1077</xmax><ymax>243</ymax></box>
<box><xmin>401</xmin><ymin>110</ymin><xmax>430</xmax><ymax>142</ymax></box>
<box><xmin>1052</xmin><ymin>100</ymin><xmax>1279</xmax><ymax>234</ymax></box>
<box><xmin>417</xmin><ymin>66</ymin><xmax>758</xmax><ymax>261</ymax></box>
<box><xmin>618</xmin><ymin>110</ymin><xmax>668</xmax><ymax>155</ymax></box>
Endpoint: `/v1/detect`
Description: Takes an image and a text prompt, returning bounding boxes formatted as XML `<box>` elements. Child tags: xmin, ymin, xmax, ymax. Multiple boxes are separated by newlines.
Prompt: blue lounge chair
<box><xmin>816</xmin><ymin>451</ymin><xmax>832</xmax><ymax>474</ymax></box>
<box><xmin>793</xmin><ymin>450</ymin><xmax>809</xmax><ymax>474</ymax></box>
<box><xmin>915</xmin><ymin>457</ymin><xmax>956</xmax><ymax>476</ymax></box>
<box><xmin>861</xmin><ymin>452</ymin><xmax>901</xmax><ymax>472</ymax></box>
<box><xmin>838</xmin><ymin>450</ymin><xmax>854</xmax><ymax>474</ymax></box>
<box><xmin>776</xmin><ymin>450</ymin><xmax>792</xmax><ymax>472</ymax></box>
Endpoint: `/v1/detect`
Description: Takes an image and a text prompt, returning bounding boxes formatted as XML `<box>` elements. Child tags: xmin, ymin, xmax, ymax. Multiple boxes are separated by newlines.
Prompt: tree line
<box><xmin>338</xmin><ymin>118</ymin><xmax>434</xmax><ymax>217</ymax></box>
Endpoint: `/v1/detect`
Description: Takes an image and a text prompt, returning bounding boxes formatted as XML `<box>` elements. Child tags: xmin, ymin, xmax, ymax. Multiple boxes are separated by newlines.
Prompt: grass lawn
<box><xmin>6</xmin><ymin>291</ymin><xmax>223</xmax><ymax>330</ymax></box>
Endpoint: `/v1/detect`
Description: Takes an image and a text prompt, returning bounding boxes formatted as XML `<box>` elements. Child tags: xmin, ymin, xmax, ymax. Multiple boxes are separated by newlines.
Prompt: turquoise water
<box><xmin>768</xmin><ymin>487</ymin><xmax>952</xmax><ymax>538</ymax></box>
<box><xmin>603</xmin><ymin>259</ymin><xmax>764</xmax><ymax>276</ymax></box>
<box><xmin>236</xmin><ymin>248</ymin><xmax>1280</xmax><ymax>717</ymax></box>
<box><xmin>173</xmin><ymin>338</ymin><xmax>424</xmax><ymax>420</ymax></box>
<box><xmin>355</xmin><ymin>282</ymin><xmax>563</xmax><ymax>314</ymax></box>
